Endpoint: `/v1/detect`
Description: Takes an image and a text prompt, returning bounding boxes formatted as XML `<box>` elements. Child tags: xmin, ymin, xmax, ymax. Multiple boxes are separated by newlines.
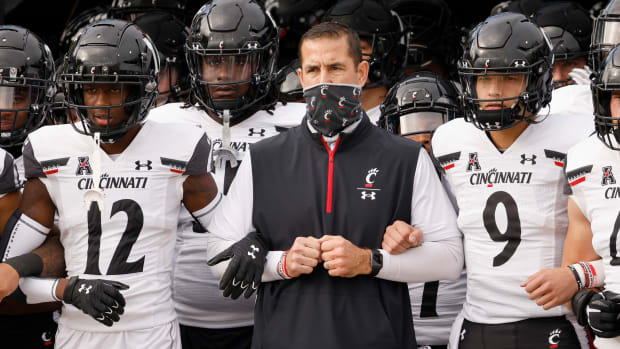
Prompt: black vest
<box><xmin>250</xmin><ymin>115</ymin><xmax>420</xmax><ymax>349</ymax></box>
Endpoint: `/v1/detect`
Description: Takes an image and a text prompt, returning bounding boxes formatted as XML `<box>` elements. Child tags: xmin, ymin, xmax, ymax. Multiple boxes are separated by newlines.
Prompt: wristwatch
<box><xmin>370</xmin><ymin>249</ymin><xmax>383</xmax><ymax>277</ymax></box>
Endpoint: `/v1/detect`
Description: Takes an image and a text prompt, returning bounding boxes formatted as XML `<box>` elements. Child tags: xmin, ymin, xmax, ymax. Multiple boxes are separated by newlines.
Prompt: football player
<box><xmin>531</xmin><ymin>2</ymin><xmax>592</xmax><ymax>89</ymax></box>
<box><xmin>0</xmin><ymin>19</ymin><xmax>219</xmax><ymax>347</ymax></box>
<box><xmin>547</xmin><ymin>0</ymin><xmax>620</xmax><ymax>118</ymax></box>
<box><xmin>379</xmin><ymin>71</ymin><xmax>467</xmax><ymax>347</ymax></box>
<box><xmin>147</xmin><ymin>1</ymin><xmax>305</xmax><ymax>348</ymax></box>
<box><xmin>522</xmin><ymin>45</ymin><xmax>620</xmax><ymax>349</ymax></box>
<box><xmin>322</xmin><ymin>0</ymin><xmax>405</xmax><ymax>125</ymax></box>
<box><xmin>0</xmin><ymin>24</ymin><xmax>60</xmax><ymax>348</ymax></box>
<box><xmin>431</xmin><ymin>13</ymin><xmax>592</xmax><ymax>348</ymax></box>
<box><xmin>132</xmin><ymin>11</ymin><xmax>190</xmax><ymax>106</ymax></box>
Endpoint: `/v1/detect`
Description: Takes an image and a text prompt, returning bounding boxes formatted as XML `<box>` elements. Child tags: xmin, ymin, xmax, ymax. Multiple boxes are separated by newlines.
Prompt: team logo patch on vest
<box><xmin>544</xmin><ymin>149</ymin><xmax>566</xmax><ymax>168</ymax></box>
<box><xmin>436</xmin><ymin>151</ymin><xmax>461</xmax><ymax>171</ymax></box>
<box><xmin>41</xmin><ymin>157</ymin><xmax>70</xmax><ymax>175</ymax></box>
<box><xmin>466</xmin><ymin>152</ymin><xmax>481</xmax><ymax>172</ymax></box>
<box><xmin>566</xmin><ymin>165</ymin><xmax>593</xmax><ymax>187</ymax></box>
<box><xmin>357</xmin><ymin>168</ymin><xmax>381</xmax><ymax>200</ymax></box>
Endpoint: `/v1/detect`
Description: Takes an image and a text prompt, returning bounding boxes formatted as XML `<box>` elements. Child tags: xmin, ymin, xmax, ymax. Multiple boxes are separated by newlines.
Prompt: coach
<box><xmin>206</xmin><ymin>22</ymin><xmax>463</xmax><ymax>349</ymax></box>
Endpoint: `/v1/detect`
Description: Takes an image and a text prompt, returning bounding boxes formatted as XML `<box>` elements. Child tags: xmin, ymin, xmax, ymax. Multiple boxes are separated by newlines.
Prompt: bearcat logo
<box><xmin>566</xmin><ymin>165</ymin><xmax>593</xmax><ymax>187</ymax></box>
<box><xmin>436</xmin><ymin>151</ymin><xmax>461</xmax><ymax>171</ymax></box>
<box><xmin>544</xmin><ymin>149</ymin><xmax>566</xmax><ymax>168</ymax></box>
<box><xmin>40</xmin><ymin>157</ymin><xmax>70</xmax><ymax>176</ymax></box>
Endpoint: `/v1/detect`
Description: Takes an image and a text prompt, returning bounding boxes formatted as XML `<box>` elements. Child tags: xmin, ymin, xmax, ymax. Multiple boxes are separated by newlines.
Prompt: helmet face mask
<box><xmin>593</xmin><ymin>45</ymin><xmax>620</xmax><ymax>150</ymax></box>
<box><xmin>590</xmin><ymin>0</ymin><xmax>620</xmax><ymax>72</ymax></box>
<box><xmin>0</xmin><ymin>25</ymin><xmax>55</xmax><ymax>148</ymax></box>
<box><xmin>380</xmin><ymin>71</ymin><xmax>461</xmax><ymax>138</ymax></box>
<box><xmin>185</xmin><ymin>0</ymin><xmax>279</xmax><ymax>121</ymax></box>
<box><xmin>458</xmin><ymin>13</ymin><xmax>553</xmax><ymax>132</ymax></box>
<box><xmin>60</xmin><ymin>20</ymin><xmax>159</xmax><ymax>144</ymax></box>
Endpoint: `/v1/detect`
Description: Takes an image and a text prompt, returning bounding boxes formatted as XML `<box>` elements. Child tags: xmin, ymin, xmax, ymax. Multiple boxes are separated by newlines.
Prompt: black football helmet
<box><xmin>379</xmin><ymin>72</ymin><xmax>461</xmax><ymax>137</ymax></box>
<box><xmin>385</xmin><ymin>0</ymin><xmax>460</xmax><ymax>74</ymax></box>
<box><xmin>276</xmin><ymin>58</ymin><xmax>302</xmax><ymax>102</ymax></box>
<box><xmin>0</xmin><ymin>25</ymin><xmax>55</xmax><ymax>147</ymax></box>
<box><xmin>109</xmin><ymin>0</ymin><xmax>188</xmax><ymax>22</ymax></box>
<box><xmin>59</xmin><ymin>19</ymin><xmax>159</xmax><ymax>143</ymax></box>
<box><xmin>59</xmin><ymin>7</ymin><xmax>110</xmax><ymax>59</ymax></box>
<box><xmin>591</xmin><ymin>0</ymin><xmax>620</xmax><ymax>72</ymax></box>
<box><xmin>133</xmin><ymin>11</ymin><xmax>189</xmax><ymax>105</ymax></box>
<box><xmin>532</xmin><ymin>2</ymin><xmax>592</xmax><ymax>62</ymax></box>
<box><xmin>490</xmin><ymin>0</ymin><xmax>550</xmax><ymax>16</ymax></box>
<box><xmin>593</xmin><ymin>44</ymin><xmax>620</xmax><ymax>150</ymax></box>
<box><xmin>323</xmin><ymin>0</ymin><xmax>405</xmax><ymax>88</ymax></box>
<box><xmin>185</xmin><ymin>0</ymin><xmax>279</xmax><ymax>121</ymax></box>
<box><xmin>265</xmin><ymin>0</ymin><xmax>331</xmax><ymax>34</ymax></box>
<box><xmin>459</xmin><ymin>13</ymin><xmax>554</xmax><ymax>131</ymax></box>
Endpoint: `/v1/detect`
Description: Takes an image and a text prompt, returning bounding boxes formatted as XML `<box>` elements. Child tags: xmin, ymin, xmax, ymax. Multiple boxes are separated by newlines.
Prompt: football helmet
<box><xmin>323</xmin><ymin>0</ymin><xmax>405</xmax><ymax>88</ymax></box>
<box><xmin>591</xmin><ymin>0</ymin><xmax>620</xmax><ymax>72</ymax></box>
<box><xmin>379</xmin><ymin>71</ymin><xmax>461</xmax><ymax>137</ymax></box>
<box><xmin>59</xmin><ymin>19</ymin><xmax>159</xmax><ymax>143</ymax></box>
<box><xmin>133</xmin><ymin>11</ymin><xmax>189</xmax><ymax>105</ymax></box>
<box><xmin>592</xmin><ymin>45</ymin><xmax>620</xmax><ymax>150</ymax></box>
<box><xmin>0</xmin><ymin>25</ymin><xmax>55</xmax><ymax>147</ymax></box>
<box><xmin>458</xmin><ymin>13</ymin><xmax>553</xmax><ymax>131</ymax></box>
<box><xmin>185</xmin><ymin>0</ymin><xmax>279</xmax><ymax>121</ymax></box>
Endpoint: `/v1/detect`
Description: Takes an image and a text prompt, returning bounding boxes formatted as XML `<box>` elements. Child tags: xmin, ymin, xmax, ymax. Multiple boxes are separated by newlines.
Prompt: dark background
<box><xmin>0</xmin><ymin>0</ymin><xmax>602</xmax><ymax>60</ymax></box>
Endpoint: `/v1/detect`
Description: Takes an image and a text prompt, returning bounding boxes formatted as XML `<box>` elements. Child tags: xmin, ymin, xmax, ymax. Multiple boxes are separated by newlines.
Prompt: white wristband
<box><xmin>18</xmin><ymin>277</ymin><xmax>61</xmax><ymax>304</ymax></box>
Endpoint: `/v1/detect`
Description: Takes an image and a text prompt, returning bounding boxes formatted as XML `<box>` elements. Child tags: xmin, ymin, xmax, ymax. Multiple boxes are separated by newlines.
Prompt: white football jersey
<box><xmin>549</xmin><ymin>84</ymin><xmax>593</xmax><ymax>119</ymax></box>
<box><xmin>432</xmin><ymin>112</ymin><xmax>593</xmax><ymax>324</ymax></box>
<box><xmin>148</xmin><ymin>102</ymin><xmax>306</xmax><ymax>328</ymax></box>
<box><xmin>409</xmin><ymin>271</ymin><xmax>466</xmax><ymax>345</ymax></box>
<box><xmin>0</xmin><ymin>149</ymin><xmax>19</xmax><ymax>197</ymax></box>
<box><xmin>566</xmin><ymin>135</ymin><xmax>620</xmax><ymax>294</ymax></box>
<box><xmin>23</xmin><ymin>121</ymin><xmax>211</xmax><ymax>332</ymax></box>
<box><xmin>14</xmin><ymin>154</ymin><xmax>24</xmax><ymax>187</ymax></box>
<box><xmin>366</xmin><ymin>105</ymin><xmax>381</xmax><ymax>126</ymax></box>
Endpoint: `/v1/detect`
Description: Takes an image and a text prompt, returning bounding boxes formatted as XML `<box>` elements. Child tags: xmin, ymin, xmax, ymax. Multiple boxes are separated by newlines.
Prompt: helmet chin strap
<box><xmin>83</xmin><ymin>132</ymin><xmax>105</xmax><ymax>212</ymax></box>
<box><xmin>213</xmin><ymin>109</ymin><xmax>239</xmax><ymax>169</ymax></box>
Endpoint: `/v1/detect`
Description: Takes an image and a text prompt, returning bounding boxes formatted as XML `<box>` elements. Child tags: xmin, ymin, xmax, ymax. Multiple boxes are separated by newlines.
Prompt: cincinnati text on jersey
<box><xmin>212</xmin><ymin>139</ymin><xmax>249</xmax><ymax>152</ymax></box>
<box><xmin>469</xmin><ymin>168</ymin><xmax>533</xmax><ymax>187</ymax></box>
<box><xmin>77</xmin><ymin>174</ymin><xmax>149</xmax><ymax>190</ymax></box>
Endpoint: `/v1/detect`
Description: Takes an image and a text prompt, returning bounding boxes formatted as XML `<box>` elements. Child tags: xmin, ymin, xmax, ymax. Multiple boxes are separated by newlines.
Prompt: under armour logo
<box><xmin>248</xmin><ymin>245</ymin><xmax>259</xmax><ymax>259</ymax></box>
<box><xmin>361</xmin><ymin>191</ymin><xmax>376</xmax><ymax>200</ymax></box>
<box><xmin>513</xmin><ymin>60</ymin><xmax>526</xmax><ymax>68</ymax></box>
<box><xmin>78</xmin><ymin>284</ymin><xmax>93</xmax><ymax>294</ymax></box>
<box><xmin>602</xmin><ymin>166</ymin><xmax>616</xmax><ymax>186</ymax></box>
<box><xmin>247</xmin><ymin>42</ymin><xmax>258</xmax><ymax>49</ymax></box>
<box><xmin>248</xmin><ymin>128</ymin><xmax>266</xmax><ymax>137</ymax></box>
<box><xmin>520</xmin><ymin>154</ymin><xmax>536</xmax><ymax>165</ymax></box>
<box><xmin>460</xmin><ymin>329</ymin><xmax>466</xmax><ymax>341</ymax></box>
<box><xmin>135</xmin><ymin>160</ymin><xmax>152</xmax><ymax>170</ymax></box>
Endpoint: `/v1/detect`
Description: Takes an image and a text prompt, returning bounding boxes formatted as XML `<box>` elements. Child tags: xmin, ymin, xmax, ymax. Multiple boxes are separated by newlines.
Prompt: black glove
<box><xmin>207</xmin><ymin>231</ymin><xmax>267</xmax><ymax>299</ymax></box>
<box><xmin>587</xmin><ymin>290</ymin><xmax>620</xmax><ymax>338</ymax></box>
<box><xmin>572</xmin><ymin>289</ymin><xmax>596</xmax><ymax>326</ymax></box>
<box><xmin>63</xmin><ymin>276</ymin><xmax>129</xmax><ymax>327</ymax></box>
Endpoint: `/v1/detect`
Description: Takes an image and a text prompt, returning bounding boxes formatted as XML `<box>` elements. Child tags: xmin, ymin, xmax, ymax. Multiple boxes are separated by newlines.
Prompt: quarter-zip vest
<box><xmin>250</xmin><ymin>115</ymin><xmax>421</xmax><ymax>349</ymax></box>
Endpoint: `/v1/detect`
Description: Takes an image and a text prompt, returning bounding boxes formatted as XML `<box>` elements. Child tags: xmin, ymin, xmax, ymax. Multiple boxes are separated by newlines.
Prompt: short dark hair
<box><xmin>298</xmin><ymin>22</ymin><xmax>362</xmax><ymax>65</ymax></box>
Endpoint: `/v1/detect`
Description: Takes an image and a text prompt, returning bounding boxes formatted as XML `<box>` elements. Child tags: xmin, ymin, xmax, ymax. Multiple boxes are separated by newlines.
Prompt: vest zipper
<box><xmin>321</xmin><ymin>136</ymin><xmax>340</xmax><ymax>214</ymax></box>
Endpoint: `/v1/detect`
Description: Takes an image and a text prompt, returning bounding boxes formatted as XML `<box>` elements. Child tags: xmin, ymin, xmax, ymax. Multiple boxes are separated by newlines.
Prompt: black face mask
<box><xmin>303</xmin><ymin>83</ymin><xmax>363</xmax><ymax>137</ymax></box>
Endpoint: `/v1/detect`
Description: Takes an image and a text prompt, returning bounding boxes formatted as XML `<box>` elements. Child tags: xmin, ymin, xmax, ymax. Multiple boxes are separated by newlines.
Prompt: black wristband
<box><xmin>4</xmin><ymin>253</ymin><xmax>43</xmax><ymax>277</ymax></box>
<box><xmin>567</xmin><ymin>265</ymin><xmax>583</xmax><ymax>290</ymax></box>
<box><xmin>370</xmin><ymin>249</ymin><xmax>383</xmax><ymax>277</ymax></box>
